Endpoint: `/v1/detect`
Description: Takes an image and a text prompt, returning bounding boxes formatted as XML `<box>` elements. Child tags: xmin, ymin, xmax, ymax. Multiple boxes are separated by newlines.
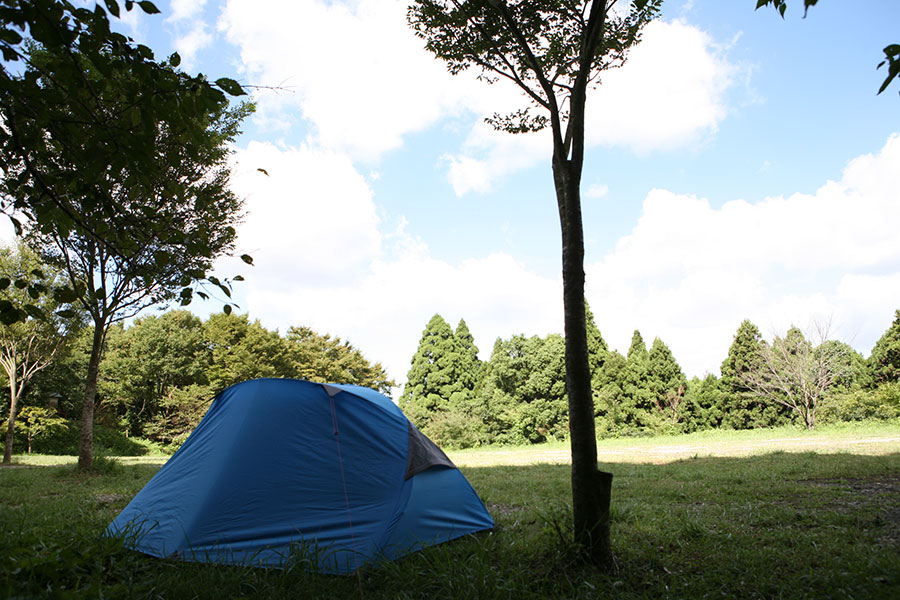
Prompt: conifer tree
<box><xmin>620</xmin><ymin>330</ymin><xmax>654</xmax><ymax>428</ymax></box>
<box><xmin>585</xmin><ymin>302</ymin><xmax>608</xmax><ymax>380</ymax></box>
<box><xmin>401</xmin><ymin>314</ymin><xmax>470</xmax><ymax>429</ymax></box>
<box><xmin>647</xmin><ymin>337</ymin><xmax>687</xmax><ymax>426</ymax></box>
<box><xmin>720</xmin><ymin>320</ymin><xmax>791</xmax><ymax>429</ymax></box>
<box><xmin>869</xmin><ymin>310</ymin><xmax>900</xmax><ymax>385</ymax></box>
<box><xmin>453</xmin><ymin>318</ymin><xmax>482</xmax><ymax>405</ymax></box>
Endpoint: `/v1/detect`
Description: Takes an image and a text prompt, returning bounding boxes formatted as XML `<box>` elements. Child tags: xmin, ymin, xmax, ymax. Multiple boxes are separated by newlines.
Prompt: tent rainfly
<box><xmin>107</xmin><ymin>378</ymin><xmax>494</xmax><ymax>574</ymax></box>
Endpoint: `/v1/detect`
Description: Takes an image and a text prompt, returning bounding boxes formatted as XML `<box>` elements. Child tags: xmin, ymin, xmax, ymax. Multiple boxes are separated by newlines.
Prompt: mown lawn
<box><xmin>2</xmin><ymin>424</ymin><xmax>899</xmax><ymax>599</ymax></box>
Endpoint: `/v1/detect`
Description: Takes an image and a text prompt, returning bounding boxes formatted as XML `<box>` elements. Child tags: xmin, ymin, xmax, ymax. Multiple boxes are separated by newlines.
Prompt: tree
<box><xmin>408</xmin><ymin>0</ymin><xmax>662</xmax><ymax>563</ymax></box>
<box><xmin>869</xmin><ymin>309</ymin><xmax>900</xmax><ymax>386</ymax></box>
<box><xmin>203</xmin><ymin>312</ymin><xmax>292</xmax><ymax>392</ymax></box>
<box><xmin>16</xmin><ymin>405</ymin><xmax>66</xmax><ymax>453</ymax></box>
<box><xmin>475</xmin><ymin>333</ymin><xmax>568</xmax><ymax>444</ymax></box>
<box><xmin>719</xmin><ymin>319</ymin><xmax>789</xmax><ymax>429</ymax></box>
<box><xmin>99</xmin><ymin>311</ymin><xmax>210</xmax><ymax>438</ymax></box>
<box><xmin>453</xmin><ymin>318</ymin><xmax>482</xmax><ymax>400</ymax></box>
<box><xmin>400</xmin><ymin>314</ymin><xmax>479</xmax><ymax>429</ymax></box>
<box><xmin>285</xmin><ymin>325</ymin><xmax>395</xmax><ymax>394</ymax></box>
<box><xmin>9</xmin><ymin>39</ymin><xmax>250</xmax><ymax>469</ymax></box>
<box><xmin>0</xmin><ymin>244</ymin><xmax>78</xmax><ymax>463</ymax></box>
<box><xmin>755</xmin><ymin>0</ymin><xmax>899</xmax><ymax>95</ymax></box>
<box><xmin>647</xmin><ymin>337</ymin><xmax>687</xmax><ymax>427</ymax></box>
<box><xmin>740</xmin><ymin>322</ymin><xmax>855</xmax><ymax>429</ymax></box>
<box><xmin>619</xmin><ymin>329</ymin><xmax>657</xmax><ymax>429</ymax></box>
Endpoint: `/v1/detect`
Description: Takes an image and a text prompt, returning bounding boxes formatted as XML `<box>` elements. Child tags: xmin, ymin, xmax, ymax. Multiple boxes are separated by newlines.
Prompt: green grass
<box><xmin>2</xmin><ymin>427</ymin><xmax>899</xmax><ymax>599</ymax></box>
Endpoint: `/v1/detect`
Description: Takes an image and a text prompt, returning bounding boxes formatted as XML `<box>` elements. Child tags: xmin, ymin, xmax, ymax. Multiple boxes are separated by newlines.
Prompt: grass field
<box><xmin>2</xmin><ymin>422</ymin><xmax>899</xmax><ymax>599</ymax></box>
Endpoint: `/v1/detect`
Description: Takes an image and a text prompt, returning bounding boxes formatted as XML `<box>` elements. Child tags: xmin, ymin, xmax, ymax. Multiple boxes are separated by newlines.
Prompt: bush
<box><xmin>423</xmin><ymin>412</ymin><xmax>490</xmax><ymax>449</ymax></box>
<box><xmin>819</xmin><ymin>383</ymin><xmax>900</xmax><ymax>424</ymax></box>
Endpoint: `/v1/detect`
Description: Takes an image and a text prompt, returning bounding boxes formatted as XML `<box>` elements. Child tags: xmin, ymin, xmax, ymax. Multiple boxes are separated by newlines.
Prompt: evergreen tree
<box><xmin>720</xmin><ymin>320</ymin><xmax>791</xmax><ymax>429</ymax></box>
<box><xmin>401</xmin><ymin>314</ymin><xmax>475</xmax><ymax>429</ymax></box>
<box><xmin>682</xmin><ymin>374</ymin><xmax>726</xmax><ymax>432</ymax></box>
<box><xmin>453</xmin><ymin>318</ymin><xmax>482</xmax><ymax>404</ymax></box>
<box><xmin>869</xmin><ymin>310</ymin><xmax>900</xmax><ymax>385</ymax></box>
<box><xmin>647</xmin><ymin>337</ymin><xmax>688</xmax><ymax>427</ymax></box>
<box><xmin>585</xmin><ymin>302</ymin><xmax>608</xmax><ymax>380</ymax></box>
<box><xmin>620</xmin><ymin>330</ymin><xmax>656</xmax><ymax>429</ymax></box>
<box><xmin>475</xmin><ymin>333</ymin><xmax>568</xmax><ymax>444</ymax></box>
<box><xmin>593</xmin><ymin>350</ymin><xmax>627</xmax><ymax>435</ymax></box>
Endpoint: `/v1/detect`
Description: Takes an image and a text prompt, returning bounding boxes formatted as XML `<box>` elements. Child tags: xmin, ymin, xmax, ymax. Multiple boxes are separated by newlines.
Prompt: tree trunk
<box><xmin>78</xmin><ymin>323</ymin><xmax>106</xmax><ymax>470</ymax></box>
<box><xmin>3</xmin><ymin>373</ymin><xmax>19</xmax><ymax>465</ymax></box>
<box><xmin>554</xmin><ymin>158</ymin><xmax>613</xmax><ymax>566</ymax></box>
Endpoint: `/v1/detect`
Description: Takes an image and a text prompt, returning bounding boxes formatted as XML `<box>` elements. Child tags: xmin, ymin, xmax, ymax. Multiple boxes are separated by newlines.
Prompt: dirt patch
<box><xmin>95</xmin><ymin>493</ymin><xmax>127</xmax><ymax>504</ymax></box>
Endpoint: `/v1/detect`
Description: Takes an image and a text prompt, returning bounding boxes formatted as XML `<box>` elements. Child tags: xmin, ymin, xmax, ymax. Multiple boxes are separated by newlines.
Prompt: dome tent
<box><xmin>107</xmin><ymin>378</ymin><xmax>493</xmax><ymax>574</ymax></box>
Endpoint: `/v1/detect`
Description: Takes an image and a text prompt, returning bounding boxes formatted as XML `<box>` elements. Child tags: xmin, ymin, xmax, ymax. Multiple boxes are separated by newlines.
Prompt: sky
<box><xmin>13</xmin><ymin>0</ymin><xmax>900</xmax><ymax>391</ymax></box>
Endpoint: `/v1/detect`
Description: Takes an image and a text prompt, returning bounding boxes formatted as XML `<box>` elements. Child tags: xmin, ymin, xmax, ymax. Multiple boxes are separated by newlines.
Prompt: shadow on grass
<box><xmin>1</xmin><ymin>451</ymin><xmax>898</xmax><ymax>599</ymax></box>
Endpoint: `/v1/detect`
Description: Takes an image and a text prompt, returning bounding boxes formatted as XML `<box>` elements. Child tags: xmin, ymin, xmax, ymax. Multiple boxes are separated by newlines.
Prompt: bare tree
<box><xmin>739</xmin><ymin>320</ymin><xmax>854</xmax><ymax>430</ymax></box>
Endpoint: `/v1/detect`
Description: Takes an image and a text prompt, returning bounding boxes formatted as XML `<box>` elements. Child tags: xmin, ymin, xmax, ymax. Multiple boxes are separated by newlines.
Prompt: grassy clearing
<box><xmin>450</xmin><ymin>421</ymin><xmax>900</xmax><ymax>466</ymax></box>
<box><xmin>2</xmin><ymin>426</ymin><xmax>899</xmax><ymax>599</ymax></box>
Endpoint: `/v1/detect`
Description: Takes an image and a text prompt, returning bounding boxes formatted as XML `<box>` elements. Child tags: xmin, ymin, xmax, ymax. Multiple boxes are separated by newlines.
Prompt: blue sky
<box><xmin>51</xmin><ymin>0</ymin><xmax>900</xmax><ymax>388</ymax></box>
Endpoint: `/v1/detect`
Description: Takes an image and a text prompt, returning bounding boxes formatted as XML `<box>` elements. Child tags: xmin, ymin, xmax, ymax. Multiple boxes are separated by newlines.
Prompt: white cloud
<box><xmin>173</xmin><ymin>23</ymin><xmax>213</xmax><ymax>68</ymax></box>
<box><xmin>585</xmin><ymin>133</ymin><xmax>900</xmax><ymax>376</ymax></box>
<box><xmin>586</xmin><ymin>183</ymin><xmax>610</xmax><ymax>199</ymax></box>
<box><xmin>216</xmin><ymin>141</ymin><xmax>562</xmax><ymax>388</ymax></box>
<box><xmin>167</xmin><ymin>0</ymin><xmax>208</xmax><ymax>22</ymax></box>
<box><xmin>442</xmin><ymin>18</ymin><xmax>735</xmax><ymax>195</ymax></box>
<box><xmin>226</xmin><ymin>141</ymin><xmax>382</xmax><ymax>289</ymax></box>
<box><xmin>218</xmin><ymin>0</ymin><xmax>491</xmax><ymax>162</ymax></box>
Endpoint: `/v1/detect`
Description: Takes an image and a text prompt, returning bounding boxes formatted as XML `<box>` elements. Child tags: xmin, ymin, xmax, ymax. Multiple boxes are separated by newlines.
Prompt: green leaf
<box><xmin>215</xmin><ymin>77</ymin><xmax>247</xmax><ymax>96</ymax></box>
<box><xmin>257</xmin><ymin>168</ymin><xmax>269</xmax><ymax>176</ymax></box>
<box><xmin>233</xmin><ymin>275</ymin><xmax>244</xmax><ymax>281</ymax></box>
<box><xmin>0</xmin><ymin>278</ymin><xmax>9</xmax><ymax>290</ymax></box>
<box><xmin>24</xmin><ymin>304</ymin><xmax>44</xmax><ymax>320</ymax></box>
<box><xmin>104</xmin><ymin>0</ymin><xmax>121</xmax><ymax>18</ymax></box>
<box><xmin>223</xmin><ymin>304</ymin><xmax>233</xmax><ymax>315</ymax></box>
<box><xmin>169</xmin><ymin>52</ymin><xmax>181</xmax><ymax>67</ymax></box>
<box><xmin>240</xmin><ymin>254</ymin><xmax>254</xmax><ymax>265</ymax></box>
<box><xmin>137</xmin><ymin>1</ymin><xmax>161</xmax><ymax>14</ymax></box>
<box><xmin>56</xmin><ymin>309</ymin><xmax>77</xmax><ymax>318</ymax></box>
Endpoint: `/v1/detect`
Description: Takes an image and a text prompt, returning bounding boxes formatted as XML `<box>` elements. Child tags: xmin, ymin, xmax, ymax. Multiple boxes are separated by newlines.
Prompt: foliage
<box><xmin>100</xmin><ymin>311</ymin><xmax>209</xmax><ymax>437</ymax></box>
<box><xmin>0</xmin><ymin>243</ymin><xmax>80</xmax><ymax>462</ymax></box>
<box><xmin>819</xmin><ymin>382</ymin><xmax>900</xmax><ymax>424</ymax></box>
<box><xmin>285</xmin><ymin>325</ymin><xmax>394</xmax><ymax>394</ymax></box>
<box><xmin>755</xmin><ymin>0</ymin><xmax>899</xmax><ymax>95</ymax></box>
<box><xmin>720</xmin><ymin>319</ymin><xmax>791</xmax><ymax>429</ymax></box>
<box><xmin>740</xmin><ymin>323</ymin><xmax>857</xmax><ymax>429</ymax></box>
<box><xmin>869</xmin><ymin>309</ymin><xmax>900</xmax><ymax>385</ymax></box>
<box><xmin>647</xmin><ymin>337</ymin><xmax>687</xmax><ymax>427</ymax></box>
<box><xmin>16</xmin><ymin>405</ymin><xmax>66</xmax><ymax>452</ymax></box>
<box><xmin>680</xmin><ymin>374</ymin><xmax>726</xmax><ymax>432</ymax></box>
<box><xmin>475</xmin><ymin>333</ymin><xmax>569</xmax><ymax>445</ymax></box>
<box><xmin>400</xmin><ymin>314</ymin><xmax>481</xmax><ymax>430</ymax></box>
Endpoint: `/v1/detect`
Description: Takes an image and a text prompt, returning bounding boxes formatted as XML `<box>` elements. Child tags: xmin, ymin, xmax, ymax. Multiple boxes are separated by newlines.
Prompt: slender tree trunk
<box><xmin>554</xmin><ymin>158</ymin><xmax>613</xmax><ymax>566</ymax></box>
<box><xmin>78</xmin><ymin>323</ymin><xmax>106</xmax><ymax>470</ymax></box>
<box><xmin>3</xmin><ymin>373</ymin><xmax>19</xmax><ymax>465</ymax></box>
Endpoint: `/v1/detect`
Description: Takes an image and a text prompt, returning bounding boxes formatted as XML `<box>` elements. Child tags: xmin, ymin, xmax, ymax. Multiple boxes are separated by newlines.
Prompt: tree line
<box><xmin>0</xmin><ymin>266</ymin><xmax>393</xmax><ymax>456</ymax></box>
<box><xmin>400</xmin><ymin>306</ymin><xmax>900</xmax><ymax>449</ymax></box>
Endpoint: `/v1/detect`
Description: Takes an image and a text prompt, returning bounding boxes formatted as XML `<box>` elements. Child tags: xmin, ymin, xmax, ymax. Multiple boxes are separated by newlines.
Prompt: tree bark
<box><xmin>554</xmin><ymin>157</ymin><xmax>613</xmax><ymax>567</ymax></box>
<box><xmin>3</xmin><ymin>371</ymin><xmax>19</xmax><ymax>465</ymax></box>
<box><xmin>78</xmin><ymin>323</ymin><xmax>106</xmax><ymax>469</ymax></box>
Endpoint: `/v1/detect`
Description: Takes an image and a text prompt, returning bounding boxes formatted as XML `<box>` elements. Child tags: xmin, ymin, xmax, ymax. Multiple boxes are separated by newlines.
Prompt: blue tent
<box><xmin>107</xmin><ymin>378</ymin><xmax>493</xmax><ymax>573</ymax></box>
